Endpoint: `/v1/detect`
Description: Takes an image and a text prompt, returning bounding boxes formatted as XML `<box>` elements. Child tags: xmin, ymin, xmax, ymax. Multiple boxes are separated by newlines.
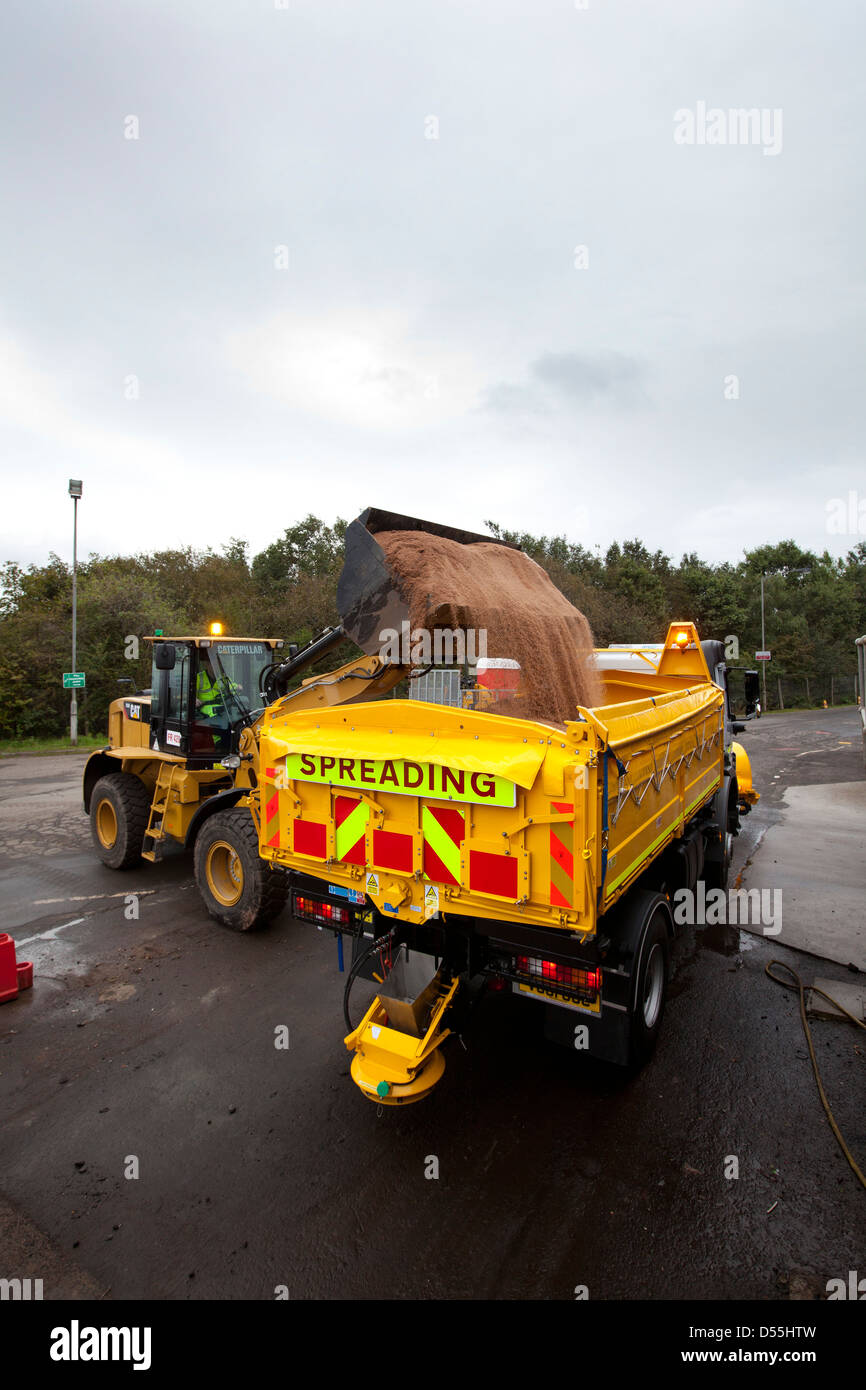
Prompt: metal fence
<box><xmin>408</xmin><ymin>669</ymin><xmax>463</xmax><ymax>707</ymax></box>
<box><xmin>758</xmin><ymin>672</ymin><xmax>859</xmax><ymax>711</ymax></box>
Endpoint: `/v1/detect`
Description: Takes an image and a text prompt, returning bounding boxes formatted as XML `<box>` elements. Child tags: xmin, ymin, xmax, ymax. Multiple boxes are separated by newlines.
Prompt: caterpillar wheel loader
<box><xmin>82</xmin><ymin>623</ymin><xmax>405</xmax><ymax>929</ymax></box>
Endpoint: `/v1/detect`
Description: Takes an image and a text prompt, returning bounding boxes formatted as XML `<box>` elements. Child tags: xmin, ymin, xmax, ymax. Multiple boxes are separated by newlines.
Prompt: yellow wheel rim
<box><xmin>206</xmin><ymin>840</ymin><xmax>244</xmax><ymax>907</ymax></box>
<box><xmin>96</xmin><ymin>799</ymin><xmax>118</xmax><ymax>849</ymax></box>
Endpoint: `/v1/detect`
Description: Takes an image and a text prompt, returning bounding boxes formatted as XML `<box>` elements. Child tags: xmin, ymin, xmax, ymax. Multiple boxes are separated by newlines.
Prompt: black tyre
<box><xmin>629</xmin><ymin>906</ymin><xmax>671</xmax><ymax>1067</ymax></box>
<box><xmin>193</xmin><ymin>808</ymin><xmax>289</xmax><ymax>931</ymax></box>
<box><xmin>703</xmin><ymin>781</ymin><xmax>736</xmax><ymax>890</ymax></box>
<box><xmin>703</xmin><ymin>828</ymin><xmax>732</xmax><ymax>890</ymax></box>
<box><xmin>89</xmin><ymin>772</ymin><xmax>152</xmax><ymax>869</ymax></box>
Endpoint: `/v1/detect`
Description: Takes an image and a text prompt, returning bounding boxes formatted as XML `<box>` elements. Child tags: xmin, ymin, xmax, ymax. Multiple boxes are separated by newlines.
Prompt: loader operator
<box><xmin>195</xmin><ymin>655</ymin><xmax>239</xmax><ymax>751</ymax></box>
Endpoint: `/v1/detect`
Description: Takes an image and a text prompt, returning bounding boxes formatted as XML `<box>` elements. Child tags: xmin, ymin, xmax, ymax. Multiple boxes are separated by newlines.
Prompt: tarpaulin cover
<box><xmin>262</xmin><ymin>701</ymin><xmax>556</xmax><ymax>790</ymax></box>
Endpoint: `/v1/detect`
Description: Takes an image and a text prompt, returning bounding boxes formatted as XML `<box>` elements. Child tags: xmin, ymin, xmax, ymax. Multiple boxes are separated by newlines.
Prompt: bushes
<box><xmin>1</xmin><ymin>525</ymin><xmax>863</xmax><ymax>738</ymax></box>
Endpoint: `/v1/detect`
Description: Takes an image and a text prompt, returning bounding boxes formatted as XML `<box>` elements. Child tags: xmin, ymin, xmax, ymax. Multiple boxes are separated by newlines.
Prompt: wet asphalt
<box><xmin>0</xmin><ymin>706</ymin><xmax>863</xmax><ymax>1300</ymax></box>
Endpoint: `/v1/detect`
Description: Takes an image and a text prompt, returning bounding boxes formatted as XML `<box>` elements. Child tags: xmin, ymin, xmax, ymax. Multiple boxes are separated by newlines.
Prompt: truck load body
<box><xmin>252</xmin><ymin>618</ymin><xmax>753</xmax><ymax>1101</ymax></box>
<box><xmin>257</xmin><ymin>662</ymin><xmax>725</xmax><ymax>937</ymax></box>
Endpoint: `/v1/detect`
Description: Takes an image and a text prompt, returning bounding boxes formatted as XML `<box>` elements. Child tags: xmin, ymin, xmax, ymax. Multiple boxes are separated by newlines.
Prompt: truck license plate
<box><xmin>514</xmin><ymin>981</ymin><xmax>601</xmax><ymax>1015</ymax></box>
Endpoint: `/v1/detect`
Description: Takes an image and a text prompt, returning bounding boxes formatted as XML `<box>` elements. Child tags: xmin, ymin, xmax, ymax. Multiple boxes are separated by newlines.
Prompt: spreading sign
<box><xmin>285</xmin><ymin>751</ymin><xmax>516</xmax><ymax>807</ymax></box>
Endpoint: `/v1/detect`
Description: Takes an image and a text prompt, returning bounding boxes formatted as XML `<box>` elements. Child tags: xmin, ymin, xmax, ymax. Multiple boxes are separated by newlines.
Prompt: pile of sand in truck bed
<box><xmin>376</xmin><ymin>529</ymin><xmax>602</xmax><ymax>725</ymax></box>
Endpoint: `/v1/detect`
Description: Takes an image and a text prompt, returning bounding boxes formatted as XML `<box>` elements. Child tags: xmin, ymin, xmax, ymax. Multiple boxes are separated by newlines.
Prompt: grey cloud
<box><xmin>481</xmin><ymin>351</ymin><xmax>646</xmax><ymax>416</ymax></box>
<box><xmin>531</xmin><ymin>351</ymin><xmax>644</xmax><ymax>401</ymax></box>
<box><xmin>478</xmin><ymin>382</ymin><xmax>548</xmax><ymax>416</ymax></box>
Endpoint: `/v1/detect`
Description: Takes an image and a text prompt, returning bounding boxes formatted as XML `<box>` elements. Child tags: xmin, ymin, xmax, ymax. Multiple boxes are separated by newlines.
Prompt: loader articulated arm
<box><xmin>235</xmin><ymin>649</ymin><xmax>407</xmax><ymax>775</ymax></box>
<box><xmin>272</xmin><ymin>650</ymin><xmax>406</xmax><ymax>713</ymax></box>
<box><xmin>262</xmin><ymin>625</ymin><xmax>349</xmax><ymax>702</ymax></box>
<box><xmin>260</xmin><ymin>622</ymin><xmax>407</xmax><ymax>713</ymax></box>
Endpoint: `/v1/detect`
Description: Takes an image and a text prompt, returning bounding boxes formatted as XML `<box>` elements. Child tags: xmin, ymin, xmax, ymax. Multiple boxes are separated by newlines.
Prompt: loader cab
<box><xmin>146</xmin><ymin>636</ymin><xmax>284</xmax><ymax>767</ymax></box>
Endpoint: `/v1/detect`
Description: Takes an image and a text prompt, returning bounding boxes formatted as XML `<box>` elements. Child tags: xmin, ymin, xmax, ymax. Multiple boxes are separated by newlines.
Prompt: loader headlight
<box><xmin>220</xmin><ymin>755</ymin><xmax>241</xmax><ymax>770</ymax></box>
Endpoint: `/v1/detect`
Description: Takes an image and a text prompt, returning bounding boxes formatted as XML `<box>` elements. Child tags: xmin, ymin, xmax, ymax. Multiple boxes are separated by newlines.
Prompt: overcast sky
<box><xmin>1</xmin><ymin>0</ymin><xmax>863</xmax><ymax>572</ymax></box>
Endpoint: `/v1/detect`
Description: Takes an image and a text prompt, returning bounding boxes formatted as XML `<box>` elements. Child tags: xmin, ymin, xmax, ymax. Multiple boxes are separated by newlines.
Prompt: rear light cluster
<box><xmin>515</xmin><ymin>954</ymin><xmax>602</xmax><ymax>995</ymax></box>
<box><xmin>294</xmin><ymin>896</ymin><xmax>351</xmax><ymax>926</ymax></box>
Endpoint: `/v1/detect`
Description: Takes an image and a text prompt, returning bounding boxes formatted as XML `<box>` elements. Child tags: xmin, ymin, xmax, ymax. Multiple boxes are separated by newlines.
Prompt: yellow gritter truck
<box><xmin>248</xmin><ymin>510</ymin><xmax>760</xmax><ymax>1103</ymax></box>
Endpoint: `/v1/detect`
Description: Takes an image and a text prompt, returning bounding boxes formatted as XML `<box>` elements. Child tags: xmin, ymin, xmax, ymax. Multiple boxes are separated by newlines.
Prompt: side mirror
<box><xmin>154</xmin><ymin>643</ymin><xmax>176</xmax><ymax>671</ymax></box>
<box><xmin>744</xmin><ymin>669</ymin><xmax>759</xmax><ymax>718</ymax></box>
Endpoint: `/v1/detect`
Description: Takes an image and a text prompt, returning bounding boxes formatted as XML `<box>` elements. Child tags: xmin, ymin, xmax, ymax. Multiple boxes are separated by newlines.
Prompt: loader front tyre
<box><xmin>89</xmin><ymin>773</ymin><xmax>151</xmax><ymax>869</ymax></box>
<box><xmin>628</xmin><ymin>907</ymin><xmax>670</xmax><ymax>1069</ymax></box>
<box><xmin>193</xmin><ymin>808</ymin><xmax>289</xmax><ymax>931</ymax></box>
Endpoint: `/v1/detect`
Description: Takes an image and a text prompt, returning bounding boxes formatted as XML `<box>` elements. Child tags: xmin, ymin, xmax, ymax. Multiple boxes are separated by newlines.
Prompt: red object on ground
<box><xmin>0</xmin><ymin>933</ymin><xmax>32</xmax><ymax>1002</ymax></box>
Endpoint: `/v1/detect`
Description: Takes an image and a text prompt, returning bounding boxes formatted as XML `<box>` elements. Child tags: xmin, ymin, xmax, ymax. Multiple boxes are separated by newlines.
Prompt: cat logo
<box><xmin>124</xmin><ymin>701</ymin><xmax>142</xmax><ymax>721</ymax></box>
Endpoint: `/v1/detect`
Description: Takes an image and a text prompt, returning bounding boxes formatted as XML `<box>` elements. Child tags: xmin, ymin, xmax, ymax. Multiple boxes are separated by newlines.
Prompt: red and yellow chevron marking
<box><xmin>335</xmin><ymin>795</ymin><xmax>369</xmax><ymax>865</ymax></box>
<box><xmin>263</xmin><ymin>767</ymin><xmax>280</xmax><ymax>848</ymax></box>
<box><xmin>549</xmin><ymin>801</ymin><xmax>574</xmax><ymax>908</ymax></box>
<box><xmin>422</xmin><ymin>805</ymin><xmax>465</xmax><ymax>887</ymax></box>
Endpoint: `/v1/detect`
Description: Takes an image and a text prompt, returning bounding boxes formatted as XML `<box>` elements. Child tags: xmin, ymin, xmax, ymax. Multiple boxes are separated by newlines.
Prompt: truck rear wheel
<box><xmin>704</xmin><ymin>779</ymin><xmax>736</xmax><ymax>890</ymax></box>
<box><xmin>194</xmin><ymin>808</ymin><xmax>289</xmax><ymax>931</ymax></box>
<box><xmin>89</xmin><ymin>772</ymin><xmax>152</xmax><ymax>869</ymax></box>
<box><xmin>629</xmin><ymin>905</ymin><xmax>671</xmax><ymax>1068</ymax></box>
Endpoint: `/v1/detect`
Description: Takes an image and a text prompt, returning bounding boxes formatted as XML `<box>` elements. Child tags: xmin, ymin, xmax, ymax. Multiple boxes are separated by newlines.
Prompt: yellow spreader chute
<box><xmin>732</xmin><ymin>740</ymin><xmax>760</xmax><ymax>806</ymax></box>
<box><xmin>344</xmin><ymin>974</ymin><xmax>460</xmax><ymax>1105</ymax></box>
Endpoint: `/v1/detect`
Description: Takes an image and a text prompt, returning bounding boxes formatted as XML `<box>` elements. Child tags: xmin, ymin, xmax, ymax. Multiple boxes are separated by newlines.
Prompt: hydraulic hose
<box><xmin>765</xmin><ymin>960</ymin><xmax>866</xmax><ymax>1192</ymax></box>
<box><xmin>343</xmin><ymin>930</ymin><xmax>395</xmax><ymax>1034</ymax></box>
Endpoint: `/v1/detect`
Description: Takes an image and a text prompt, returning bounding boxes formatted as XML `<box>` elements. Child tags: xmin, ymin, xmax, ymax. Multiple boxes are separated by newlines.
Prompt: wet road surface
<box><xmin>0</xmin><ymin>710</ymin><xmax>863</xmax><ymax>1300</ymax></box>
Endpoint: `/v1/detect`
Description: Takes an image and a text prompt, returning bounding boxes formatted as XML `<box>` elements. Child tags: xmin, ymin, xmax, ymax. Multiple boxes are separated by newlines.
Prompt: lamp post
<box><xmin>760</xmin><ymin>572</ymin><xmax>767</xmax><ymax>714</ymax></box>
<box><xmin>69</xmin><ymin>479</ymin><xmax>83</xmax><ymax>744</ymax></box>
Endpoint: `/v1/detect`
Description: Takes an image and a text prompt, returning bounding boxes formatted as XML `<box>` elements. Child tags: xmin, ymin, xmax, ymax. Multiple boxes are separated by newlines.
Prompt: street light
<box><xmin>760</xmin><ymin>572</ymin><xmax>767</xmax><ymax>713</ymax></box>
<box><xmin>69</xmin><ymin>479</ymin><xmax>83</xmax><ymax>744</ymax></box>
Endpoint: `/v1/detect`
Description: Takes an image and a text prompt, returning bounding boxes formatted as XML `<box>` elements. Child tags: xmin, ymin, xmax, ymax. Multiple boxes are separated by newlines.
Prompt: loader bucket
<box><xmin>337</xmin><ymin>507</ymin><xmax>517</xmax><ymax>655</ymax></box>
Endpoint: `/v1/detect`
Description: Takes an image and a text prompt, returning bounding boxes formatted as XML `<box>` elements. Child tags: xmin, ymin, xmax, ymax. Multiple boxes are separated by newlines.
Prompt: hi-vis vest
<box><xmin>196</xmin><ymin>671</ymin><xmax>222</xmax><ymax>717</ymax></box>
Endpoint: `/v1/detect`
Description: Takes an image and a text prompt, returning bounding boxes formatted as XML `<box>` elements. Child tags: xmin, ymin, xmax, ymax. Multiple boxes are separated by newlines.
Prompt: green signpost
<box><xmin>63</xmin><ymin>673</ymin><xmax>86</xmax><ymax>689</ymax></box>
